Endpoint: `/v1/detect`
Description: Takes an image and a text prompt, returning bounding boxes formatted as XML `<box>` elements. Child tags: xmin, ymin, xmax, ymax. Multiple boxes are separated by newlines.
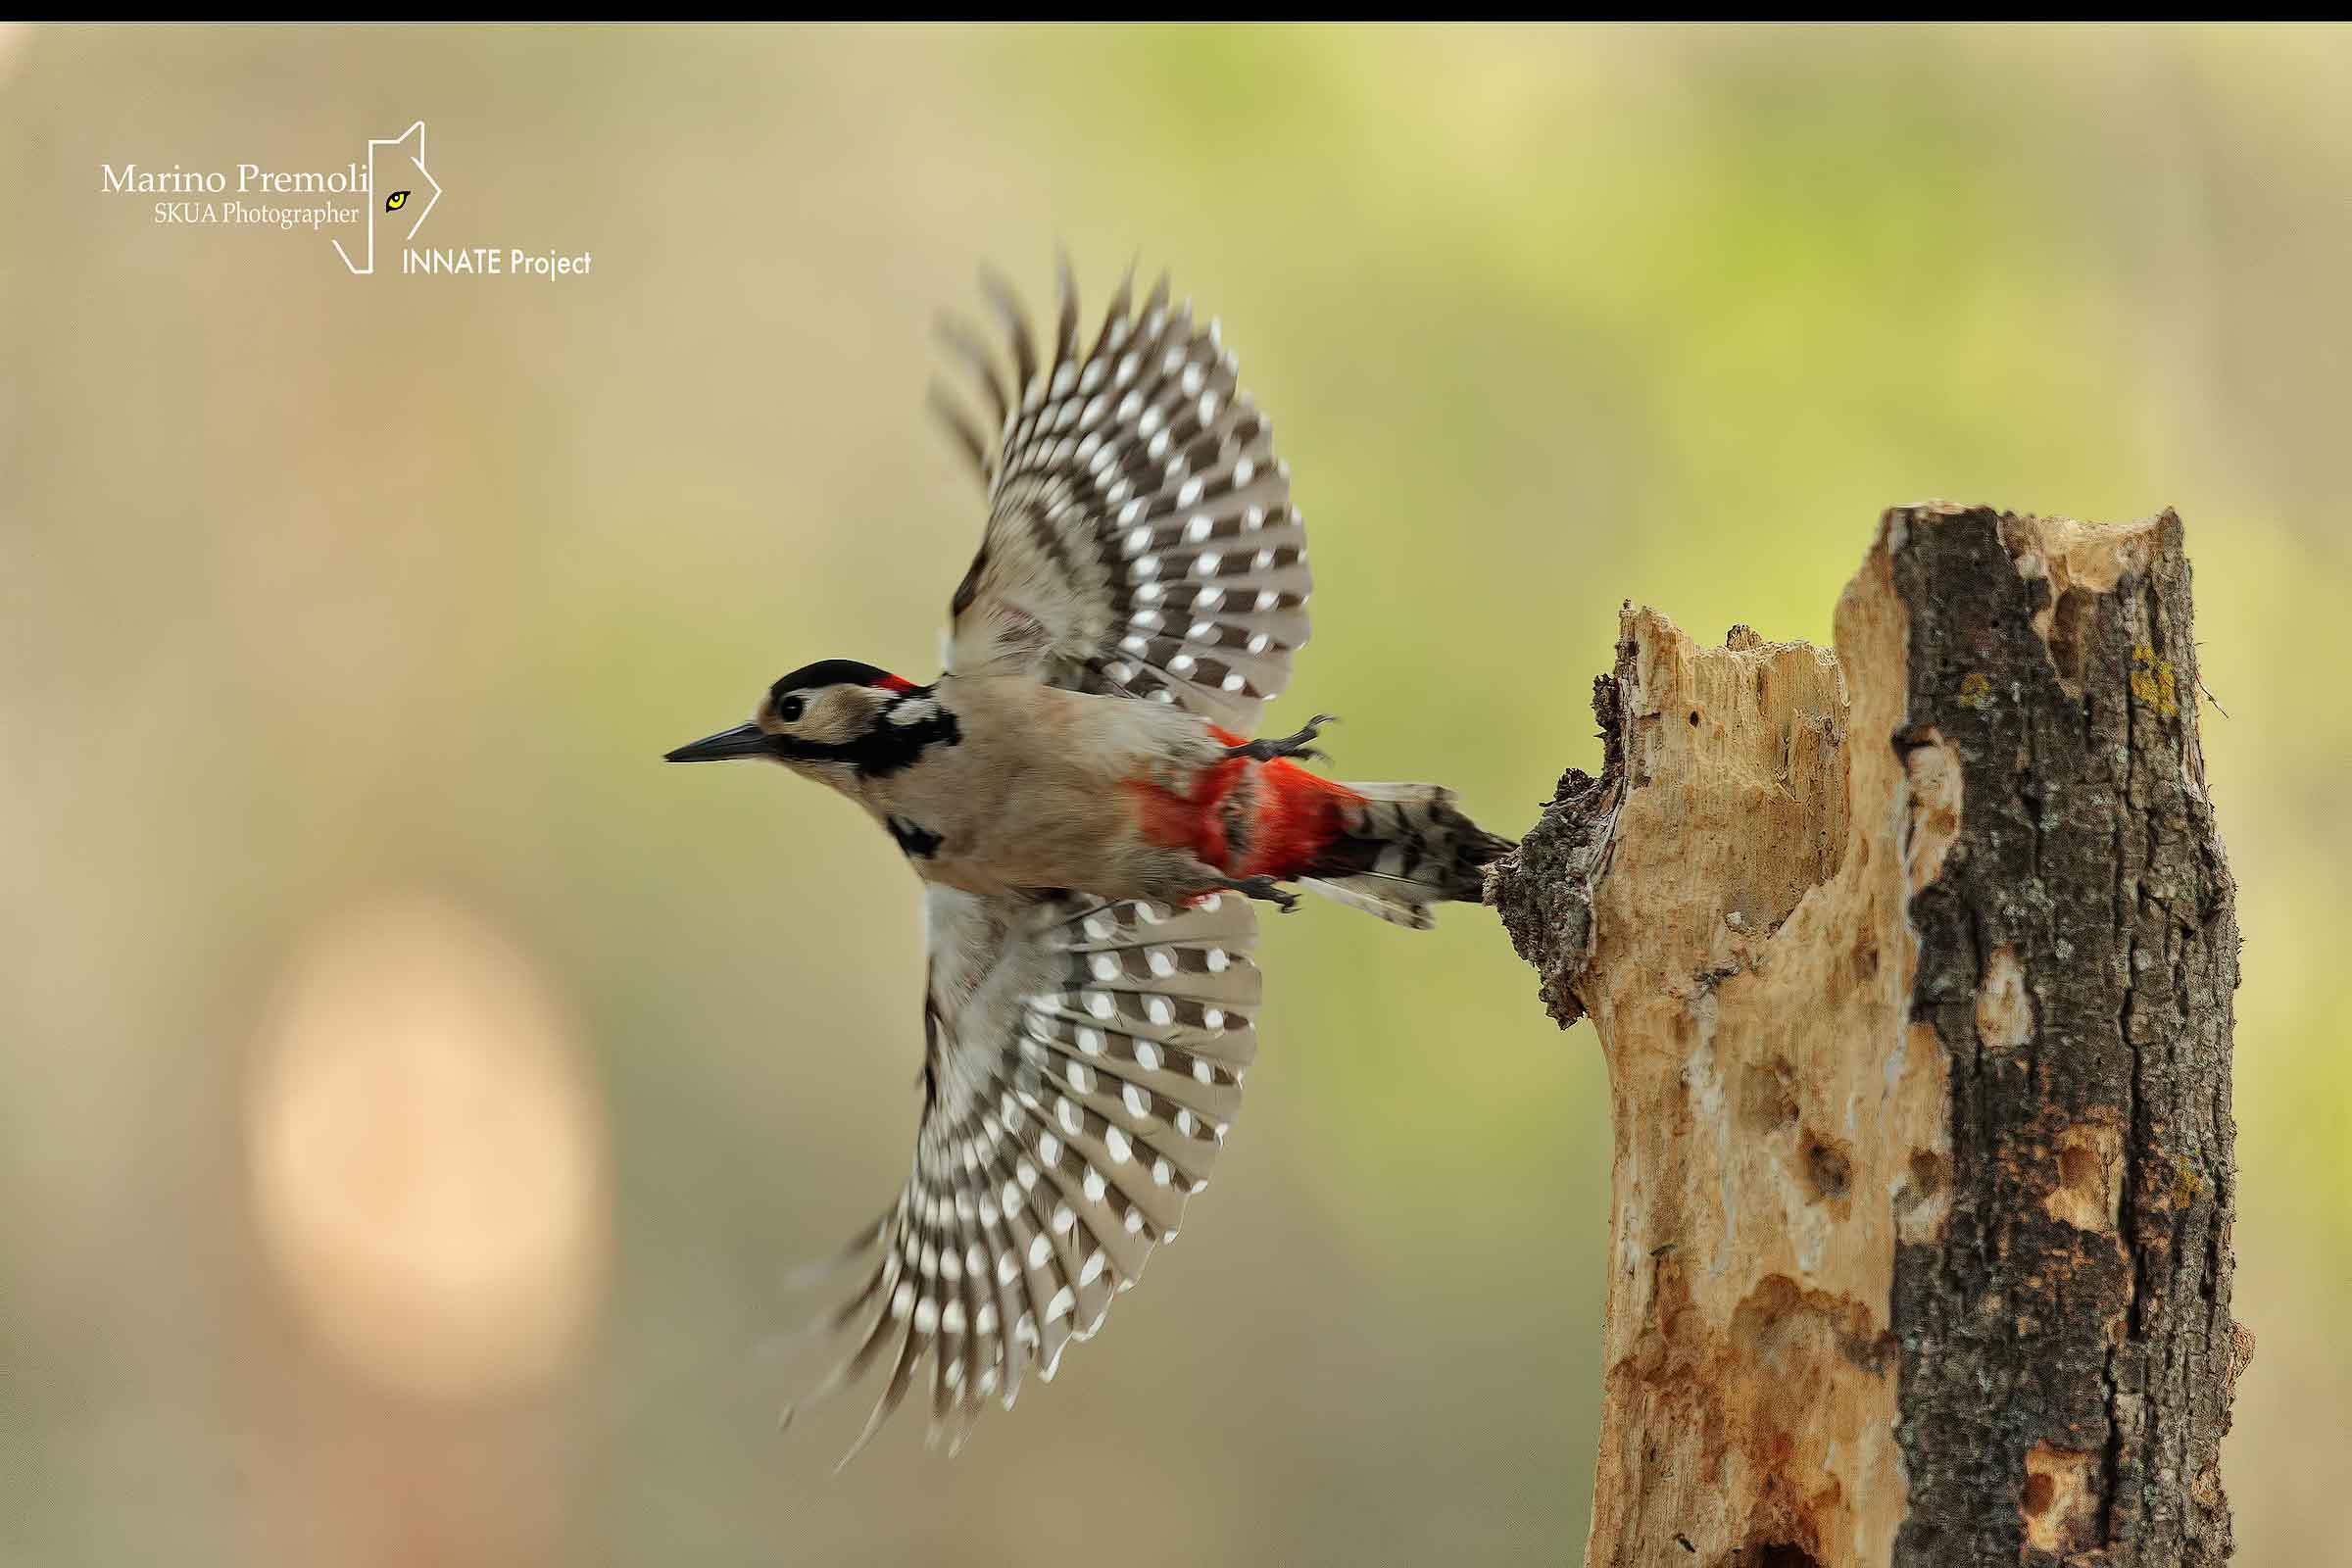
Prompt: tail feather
<box><xmin>1298</xmin><ymin>782</ymin><xmax>1514</xmax><ymax>930</ymax></box>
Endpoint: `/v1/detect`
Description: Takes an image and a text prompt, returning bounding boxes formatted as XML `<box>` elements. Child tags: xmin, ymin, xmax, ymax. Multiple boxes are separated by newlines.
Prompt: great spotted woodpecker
<box><xmin>666</xmin><ymin>260</ymin><xmax>1512</xmax><ymax>1461</ymax></box>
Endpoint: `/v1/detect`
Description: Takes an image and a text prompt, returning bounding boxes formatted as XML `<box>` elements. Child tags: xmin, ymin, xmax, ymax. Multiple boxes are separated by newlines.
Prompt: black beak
<box><xmin>664</xmin><ymin>722</ymin><xmax>777</xmax><ymax>763</ymax></box>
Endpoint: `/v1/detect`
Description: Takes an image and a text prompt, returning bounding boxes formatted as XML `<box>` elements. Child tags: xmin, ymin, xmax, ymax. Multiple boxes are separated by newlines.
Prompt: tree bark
<box><xmin>1493</xmin><ymin>504</ymin><xmax>2243</xmax><ymax>1567</ymax></box>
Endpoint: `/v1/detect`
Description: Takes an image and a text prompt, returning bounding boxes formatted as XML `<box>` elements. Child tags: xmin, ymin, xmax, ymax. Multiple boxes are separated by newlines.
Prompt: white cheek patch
<box><xmin>888</xmin><ymin>697</ymin><xmax>943</xmax><ymax>726</ymax></box>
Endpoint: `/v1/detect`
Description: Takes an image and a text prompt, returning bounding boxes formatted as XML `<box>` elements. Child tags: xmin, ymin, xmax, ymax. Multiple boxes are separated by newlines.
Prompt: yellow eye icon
<box><xmin>385</xmin><ymin>190</ymin><xmax>409</xmax><ymax>213</ymax></box>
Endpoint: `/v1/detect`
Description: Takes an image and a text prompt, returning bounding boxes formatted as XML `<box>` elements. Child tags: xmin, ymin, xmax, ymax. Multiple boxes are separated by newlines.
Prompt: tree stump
<box><xmin>1493</xmin><ymin>504</ymin><xmax>2242</xmax><ymax>1567</ymax></box>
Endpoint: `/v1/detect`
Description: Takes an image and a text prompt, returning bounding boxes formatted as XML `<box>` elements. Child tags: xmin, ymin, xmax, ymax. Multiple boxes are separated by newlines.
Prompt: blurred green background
<box><xmin>4</xmin><ymin>23</ymin><xmax>2346</xmax><ymax>1566</ymax></box>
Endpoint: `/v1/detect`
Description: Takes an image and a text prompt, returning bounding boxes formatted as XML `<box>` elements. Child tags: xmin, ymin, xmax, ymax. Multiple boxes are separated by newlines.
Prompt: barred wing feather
<box><xmin>935</xmin><ymin>261</ymin><xmax>1312</xmax><ymax>734</ymax></box>
<box><xmin>781</xmin><ymin>884</ymin><xmax>1259</xmax><ymax>1461</ymax></box>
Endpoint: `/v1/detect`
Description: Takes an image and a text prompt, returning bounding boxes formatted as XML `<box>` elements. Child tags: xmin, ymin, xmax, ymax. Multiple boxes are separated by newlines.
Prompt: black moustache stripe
<box><xmin>770</xmin><ymin>699</ymin><xmax>962</xmax><ymax>778</ymax></box>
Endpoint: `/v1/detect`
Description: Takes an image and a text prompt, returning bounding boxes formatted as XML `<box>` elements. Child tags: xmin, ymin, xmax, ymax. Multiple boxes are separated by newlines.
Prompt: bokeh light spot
<box><xmin>246</xmin><ymin>894</ymin><xmax>609</xmax><ymax>1404</ymax></box>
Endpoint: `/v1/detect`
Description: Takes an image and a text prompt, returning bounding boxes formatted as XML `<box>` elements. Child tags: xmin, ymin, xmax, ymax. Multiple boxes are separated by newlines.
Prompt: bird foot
<box><xmin>1223</xmin><ymin>713</ymin><xmax>1337</xmax><ymax>765</ymax></box>
<box><xmin>1214</xmin><ymin>875</ymin><xmax>1299</xmax><ymax>912</ymax></box>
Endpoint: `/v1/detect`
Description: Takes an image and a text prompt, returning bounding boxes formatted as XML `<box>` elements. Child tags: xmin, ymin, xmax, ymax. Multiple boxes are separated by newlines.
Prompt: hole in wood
<box><xmin>2044</xmin><ymin>1122</ymin><xmax>2123</xmax><ymax>1232</ymax></box>
<box><xmin>1802</xmin><ymin>1135</ymin><xmax>1851</xmax><ymax>1201</ymax></box>
<box><xmin>1894</xmin><ymin>1142</ymin><xmax>1954</xmax><ymax>1245</ymax></box>
<box><xmin>2057</xmin><ymin>1145</ymin><xmax>2098</xmax><ymax>1197</ymax></box>
<box><xmin>1901</xmin><ymin>729</ymin><xmax>1963</xmax><ymax>894</ymax></box>
<box><xmin>2022</xmin><ymin>1441</ymin><xmax>2100</xmax><ymax>1552</ymax></box>
<box><xmin>1705</xmin><ymin>1545</ymin><xmax>1822</xmax><ymax>1568</ymax></box>
<box><xmin>1896</xmin><ymin>1150</ymin><xmax>1946</xmax><ymax>1209</ymax></box>
<box><xmin>2044</xmin><ymin>584</ymin><xmax>2103</xmax><ymax>698</ymax></box>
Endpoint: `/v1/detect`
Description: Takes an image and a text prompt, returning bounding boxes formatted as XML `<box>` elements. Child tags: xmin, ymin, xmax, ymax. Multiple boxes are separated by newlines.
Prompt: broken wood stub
<box><xmin>1493</xmin><ymin>505</ymin><xmax>2240</xmax><ymax>1567</ymax></box>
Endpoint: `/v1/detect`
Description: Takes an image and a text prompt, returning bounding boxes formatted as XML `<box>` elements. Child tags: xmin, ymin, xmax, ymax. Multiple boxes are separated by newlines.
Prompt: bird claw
<box><xmin>1217</xmin><ymin>875</ymin><xmax>1299</xmax><ymax>912</ymax></box>
<box><xmin>1224</xmin><ymin>713</ymin><xmax>1338</xmax><ymax>765</ymax></box>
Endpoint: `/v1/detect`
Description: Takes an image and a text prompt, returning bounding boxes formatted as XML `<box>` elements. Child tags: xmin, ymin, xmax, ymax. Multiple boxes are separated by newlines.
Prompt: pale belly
<box><xmin>861</xmin><ymin>757</ymin><xmax>1144</xmax><ymax>899</ymax></box>
<box><xmin>849</xmin><ymin>675</ymin><xmax>1229</xmax><ymax>902</ymax></box>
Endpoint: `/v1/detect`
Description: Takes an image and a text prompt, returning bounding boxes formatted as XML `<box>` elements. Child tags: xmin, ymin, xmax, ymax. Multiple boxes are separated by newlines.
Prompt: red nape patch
<box><xmin>873</xmin><ymin>673</ymin><xmax>919</xmax><ymax>693</ymax></box>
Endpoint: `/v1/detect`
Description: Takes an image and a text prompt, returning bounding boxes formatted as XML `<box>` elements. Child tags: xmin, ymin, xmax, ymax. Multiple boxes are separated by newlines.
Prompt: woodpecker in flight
<box><xmin>666</xmin><ymin>260</ymin><xmax>1512</xmax><ymax>1461</ymax></box>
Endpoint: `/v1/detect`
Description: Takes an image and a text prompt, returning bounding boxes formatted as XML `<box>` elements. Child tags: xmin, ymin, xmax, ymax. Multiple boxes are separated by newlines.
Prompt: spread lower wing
<box><xmin>782</xmin><ymin>884</ymin><xmax>1259</xmax><ymax>1462</ymax></box>
<box><xmin>932</xmin><ymin>260</ymin><xmax>1313</xmax><ymax>734</ymax></box>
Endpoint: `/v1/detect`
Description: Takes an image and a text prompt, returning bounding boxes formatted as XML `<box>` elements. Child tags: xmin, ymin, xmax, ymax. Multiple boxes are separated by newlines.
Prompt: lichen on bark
<box><xmin>1888</xmin><ymin>508</ymin><xmax>2239</xmax><ymax>1567</ymax></box>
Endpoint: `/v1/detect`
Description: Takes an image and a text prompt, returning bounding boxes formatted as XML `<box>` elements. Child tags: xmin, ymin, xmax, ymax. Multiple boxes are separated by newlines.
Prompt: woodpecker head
<box><xmin>665</xmin><ymin>660</ymin><xmax>959</xmax><ymax>791</ymax></box>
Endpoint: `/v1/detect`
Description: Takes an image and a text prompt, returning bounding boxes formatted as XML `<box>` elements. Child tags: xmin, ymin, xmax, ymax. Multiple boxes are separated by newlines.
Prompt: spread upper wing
<box><xmin>782</xmin><ymin>883</ymin><xmax>1259</xmax><ymax>1461</ymax></box>
<box><xmin>931</xmin><ymin>261</ymin><xmax>1313</xmax><ymax>733</ymax></box>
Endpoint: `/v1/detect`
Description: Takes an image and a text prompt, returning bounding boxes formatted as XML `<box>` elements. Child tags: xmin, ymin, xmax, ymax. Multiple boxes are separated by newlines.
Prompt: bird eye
<box><xmin>776</xmin><ymin>695</ymin><xmax>804</xmax><ymax>724</ymax></box>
